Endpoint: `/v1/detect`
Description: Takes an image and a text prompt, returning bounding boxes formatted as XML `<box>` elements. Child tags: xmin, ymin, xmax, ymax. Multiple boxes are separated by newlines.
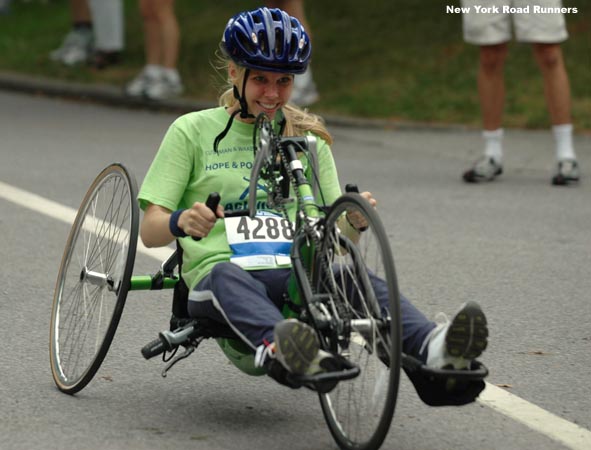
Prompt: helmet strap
<box><xmin>213</xmin><ymin>69</ymin><xmax>255</xmax><ymax>154</ymax></box>
<box><xmin>237</xmin><ymin>69</ymin><xmax>254</xmax><ymax>119</ymax></box>
<box><xmin>213</xmin><ymin>109</ymin><xmax>241</xmax><ymax>154</ymax></box>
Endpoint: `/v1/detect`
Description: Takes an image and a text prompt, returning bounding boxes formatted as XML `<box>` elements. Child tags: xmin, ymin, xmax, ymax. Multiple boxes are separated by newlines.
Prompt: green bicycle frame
<box><xmin>129</xmin><ymin>275</ymin><xmax>178</xmax><ymax>291</ymax></box>
<box><xmin>271</xmin><ymin>140</ymin><xmax>322</xmax><ymax>317</ymax></box>
<box><xmin>127</xmin><ymin>139</ymin><xmax>324</xmax><ymax>376</ymax></box>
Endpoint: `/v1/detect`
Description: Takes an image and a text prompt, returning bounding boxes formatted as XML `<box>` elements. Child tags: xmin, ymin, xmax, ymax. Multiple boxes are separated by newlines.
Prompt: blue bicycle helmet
<box><xmin>221</xmin><ymin>7</ymin><xmax>311</xmax><ymax>74</ymax></box>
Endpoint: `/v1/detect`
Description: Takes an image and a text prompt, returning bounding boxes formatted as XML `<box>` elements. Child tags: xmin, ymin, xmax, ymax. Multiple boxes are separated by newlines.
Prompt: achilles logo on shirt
<box><xmin>223</xmin><ymin>177</ymin><xmax>271</xmax><ymax>212</ymax></box>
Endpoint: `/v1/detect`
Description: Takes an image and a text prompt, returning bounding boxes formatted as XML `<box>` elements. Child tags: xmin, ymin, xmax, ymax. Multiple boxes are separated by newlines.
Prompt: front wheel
<box><xmin>49</xmin><ymin>163</ymin><xmax>138</xmax><ymax>394</ymax></box>
<box><xmin>315</xmin><ymin>193</ymin><xmax>402</xmax><ymax>450</ymax></box>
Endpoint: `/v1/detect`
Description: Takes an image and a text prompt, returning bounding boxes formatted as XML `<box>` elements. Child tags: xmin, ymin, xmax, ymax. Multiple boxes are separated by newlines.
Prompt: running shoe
<box><xmin>125</xmin><ymin>67</ymin><xmax>160</xmax><ymax>97</ymax></box>
<box><xmin>462</xmin><ymin>157</ymin><xmax>503</xmax><ymax>183</ymax></box>
<box><xmin>552</xmin><ymin>159</ymin><xmax>580</xmax><ymax>186</ymax></box>
<box><xmin>424</xmin><ymin>301</ymin><xmax>489</xmax><ymax>370</ymax></box>
<box><xmin>49</xmin><ymin>28</ymin><xmax>93</xmax><ymax>66</ymax></box>
<box><xmin>290</xmin><ymin>73</ymin><xmax>319</xmax><ymax>107</ymax></box>
<box><xmin>273</xmin><ymin>319</ymin><xmax>334</xmax><ymax>375</ymax></box>
<box><xmin>145</xmin><ymin>76</ymin><xmax>184</xmax><ymax>101</ymax></box>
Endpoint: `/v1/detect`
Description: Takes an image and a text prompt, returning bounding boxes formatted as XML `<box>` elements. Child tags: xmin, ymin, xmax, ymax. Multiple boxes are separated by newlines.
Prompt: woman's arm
<box><xmin>140</xmin><ymin>204</ymin><xmax>176</xmax><ymax>248</ymax></box>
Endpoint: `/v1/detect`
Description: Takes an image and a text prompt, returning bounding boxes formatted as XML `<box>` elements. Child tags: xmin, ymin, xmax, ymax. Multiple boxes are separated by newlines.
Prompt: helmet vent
<box><xmin>270</xmin><ymin>10</ymin><xmax>281</xmax><ymax>21</ymax></box>
<box><xmin>258</xmin><ymin>31</ymin><xmax>268</xmax><ymax>56</ymax></box>
<box><xmin>289</xmin><ymin>35</ymin><xmax>298</xmax><ymax>59</ymax></box>
<box><xmin>238</xmin><ymin>32</ymin><xmax>256</xmax><ymax>54</ymax></box>
<box><xmin>275</xmin><ymin>28</ymin><xmax>283</xmax><ymax>57</ymax></box>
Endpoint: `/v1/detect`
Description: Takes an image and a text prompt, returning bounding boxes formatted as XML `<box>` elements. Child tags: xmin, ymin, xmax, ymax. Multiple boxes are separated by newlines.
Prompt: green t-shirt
<box><xmin>138</xmin><ymin>106</ymin><xmax>342</xmax><ymax>289</ymax></box>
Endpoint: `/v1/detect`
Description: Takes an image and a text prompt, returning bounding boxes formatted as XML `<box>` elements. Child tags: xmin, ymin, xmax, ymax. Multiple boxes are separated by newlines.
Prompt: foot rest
<box><xmin>287</xmin><ymin>356</ymin><xmax>360</xmax><ymax>394</ymax></box>
<box><xmin>402</xmin><ymin>353</ymin><xmax>488</xmax><ymax>406</ymax></box>
<box><xmin>402</xmin><ymin>353</ymin><xmax>489</xmax><ymax>380</ymax></box>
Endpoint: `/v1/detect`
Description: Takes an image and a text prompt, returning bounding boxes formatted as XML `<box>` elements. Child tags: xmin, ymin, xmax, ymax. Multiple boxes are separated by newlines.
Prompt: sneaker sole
<box><xmin>552</xmin><ymin>175</ymin><xmax>580</xmax><ymax>186</ymax></box>
<box><xmin>463</xmin><ymin>166</ymin><xmax>503</xmax><ymax>183</ymax></box>
<box><xmin>274</xmin><ymin>320</ymin><xmax>319</xmax><ymax>375</ymax></box>
<box><xmin>445</xmin><ymin>301</ymin><xmax>488</xmax><ymax>359</ymax></box>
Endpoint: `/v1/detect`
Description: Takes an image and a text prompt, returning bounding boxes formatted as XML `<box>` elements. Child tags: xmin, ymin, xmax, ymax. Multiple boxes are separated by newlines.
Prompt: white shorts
<box><xmin>461</xmin><ymin>0</ymin><xmax>569</xmax><ymax>45</ymax></box>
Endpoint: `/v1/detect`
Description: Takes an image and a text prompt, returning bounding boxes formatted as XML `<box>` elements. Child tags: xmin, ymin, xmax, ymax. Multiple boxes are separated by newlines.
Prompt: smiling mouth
<box><xmin>258</xmin><ymin>102</ymin><xmax>280</xmax><ymax>110</ymax></box>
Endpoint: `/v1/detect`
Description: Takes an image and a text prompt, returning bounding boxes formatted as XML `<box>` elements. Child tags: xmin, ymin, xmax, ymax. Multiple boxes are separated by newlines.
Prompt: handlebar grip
<box><xmin>192</xmin><ymin>192</ymin><xmax>221</xmax><ymax>241</ymax></box>
<box><xmin>344</xmin><ymin>184</ymin><xmax>368</xmax><ymax>232</ymax></box>
<box><xmin>141</xmin><ymin>336</ymin><xmax>167</xmax><ymax>359</ymax></box>
<box><xmin>345</xmin><ymin>184</ymin><xmax>359</xmax><ymax>193</ymax></box>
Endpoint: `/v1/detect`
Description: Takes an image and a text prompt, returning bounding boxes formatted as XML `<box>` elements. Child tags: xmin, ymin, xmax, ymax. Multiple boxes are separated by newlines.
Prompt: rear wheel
<box><xmin>50</xmin><ymin>163</ymin><xmax>138</xmax><ymax>394</ymax></box>
<box><xmin>315</xmin><ymin>193</ymin><xmax>402</xmax><ymax>450</ymax></box>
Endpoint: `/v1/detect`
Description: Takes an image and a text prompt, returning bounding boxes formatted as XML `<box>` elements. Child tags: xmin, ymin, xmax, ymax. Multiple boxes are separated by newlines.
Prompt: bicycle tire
<box><xmin>314</xmin><ymin>193</ymin><xmax>402</xmax><ymax>450</ymax></box>
<box><xmin>50</xmin><ymin>163</ymin><xmax>138</xmax><ymax>394</ymax></box>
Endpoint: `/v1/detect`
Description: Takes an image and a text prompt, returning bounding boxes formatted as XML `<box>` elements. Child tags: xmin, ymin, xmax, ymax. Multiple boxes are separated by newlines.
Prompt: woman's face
<box><xmin>230</xmin><ymin>65</ymin><xmax>294</xmax><ymax>120</ymax></box>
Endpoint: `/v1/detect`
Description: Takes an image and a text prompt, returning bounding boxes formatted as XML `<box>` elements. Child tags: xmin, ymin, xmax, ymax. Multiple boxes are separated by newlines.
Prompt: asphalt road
<box><xmin>0</xmin><ymin>90</ymin><xmax>590</xmax><ymax>450</ymax></box>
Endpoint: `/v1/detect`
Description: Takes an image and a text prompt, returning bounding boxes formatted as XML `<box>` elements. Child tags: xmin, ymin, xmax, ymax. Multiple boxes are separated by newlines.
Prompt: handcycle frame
<box><xmin>49</xmin><ymin>113</ymin><xmax>486</xmax><ymax>450</ymax></box>
<box><xmin>136</xmin><ymin>128</ymin><xmax>399</xmax><ymax>386</ymax></box>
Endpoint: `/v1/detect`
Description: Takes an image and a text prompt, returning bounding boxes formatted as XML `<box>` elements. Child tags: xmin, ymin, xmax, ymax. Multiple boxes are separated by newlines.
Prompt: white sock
<box><xmin>553</xmin><ymin>124</ymin><xmax>576</xmax><ymax>161</ymax></box>
<box><xmin>482</xmin><ymin>129</ymin><xmax>504</xmax><ymax>163</ymax></box>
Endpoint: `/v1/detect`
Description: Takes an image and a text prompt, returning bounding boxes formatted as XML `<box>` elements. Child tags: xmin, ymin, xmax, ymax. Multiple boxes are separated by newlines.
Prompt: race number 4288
<box><xmin>234</xmin><ymin>216</ymin><xmax>294</xmax><ymax>241</ymax></box>
<box><xmin>225</xmin><ymin>213</ymin><xmax>294</xmax><ymax>269</ymax></box>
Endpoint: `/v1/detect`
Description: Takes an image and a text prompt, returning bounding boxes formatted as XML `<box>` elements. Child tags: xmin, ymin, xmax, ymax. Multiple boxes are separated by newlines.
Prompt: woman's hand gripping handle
<box><xmin>191</xmin><ymin>193</ymin><xmax>222</xmax><ymax>241</ymax></box>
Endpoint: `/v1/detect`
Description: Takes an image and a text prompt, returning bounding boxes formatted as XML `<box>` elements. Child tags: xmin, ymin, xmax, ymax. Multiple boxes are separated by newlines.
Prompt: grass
<box><xmin>0</xmin><ymin>0</ymin><xmax>589</xmax><ymax>129</ymax></box>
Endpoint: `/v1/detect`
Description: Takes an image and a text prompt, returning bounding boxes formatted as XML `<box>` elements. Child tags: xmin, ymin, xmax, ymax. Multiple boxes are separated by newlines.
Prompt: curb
<box><xmin>0</xmin><ymin>69</ymin><xmax>214</xmax><ymax>113</ymax></box>
<box><xmin>0</xmin><ymin>69</ymin><xmax>476</xmax><ymax>133</ymax></box>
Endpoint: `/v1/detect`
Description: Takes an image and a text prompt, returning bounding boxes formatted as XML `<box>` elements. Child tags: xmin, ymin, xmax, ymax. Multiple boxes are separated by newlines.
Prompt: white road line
<box><xmin>480</xmin><ymin>383</ymin><xmax>591</xmax><ymax>449</ymax></box>
<box><xmin>0</xmin><ymin>180</ymin><xmax>174</xmax><ymax>262</ymax></box>
<box><xmin>2</xmin><ymin>180</ymin><xmax>591</xmax><ymax>449</ymax></box>
<box><xmin>479</xmin><ymin>383</ymin><xmax>591</xmax><ymax>450</ymax></box>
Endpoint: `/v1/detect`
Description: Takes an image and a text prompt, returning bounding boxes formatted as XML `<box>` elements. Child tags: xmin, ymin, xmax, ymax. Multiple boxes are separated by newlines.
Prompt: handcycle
<box><xmin>49</xmin><ymin>113</ymin><xmax>487</xmax><ymax>450</ymax></box>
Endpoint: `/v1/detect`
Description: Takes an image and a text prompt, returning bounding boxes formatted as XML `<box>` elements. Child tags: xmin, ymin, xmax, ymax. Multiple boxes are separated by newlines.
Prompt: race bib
<box><xmin>225</xmin><ymin>212</ymin><xmax>294</xmax><ymax>269</ymax></box>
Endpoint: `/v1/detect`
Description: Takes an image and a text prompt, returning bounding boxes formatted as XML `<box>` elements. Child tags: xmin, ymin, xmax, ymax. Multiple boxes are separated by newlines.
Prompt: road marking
<box><xmin>0</xmin><ymin>180</ymin><xmax>174</xmax><ymax>262</ymax></box>
<box><xmin>479</xmin><ymin>383</ymin><xmax>591</xmax><ymax>450</ymax></box>
<box><xmin>2</xmin><ymin>180</ymin><xmax>591</xmax><ymax>449</ymax></box>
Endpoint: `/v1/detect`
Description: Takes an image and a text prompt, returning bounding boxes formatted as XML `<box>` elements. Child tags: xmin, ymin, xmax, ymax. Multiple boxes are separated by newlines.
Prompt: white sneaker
<box><xmin>552</xmin><ymin>159</ymin><xmax>580</xmax><ymax>186</ymax></box>
<box><xmin>49</xmin><ymin>29</ymin><xmax>93</xmax><ymax>66</ymax></box>
<box><xmin>144</xmin><ymin>75</ymin><xmax>184</xmax><ymax>101</ymax></box>
<box><xmin>290</xmin><ymin>69</ymin><xmax>319</xmax><ymax>107</ymax></box>
<box><xmin>462</xmin><ymin>156</ymin><xmax>503</xmax><ymax>183</ymax></box>
<box><xmin>125</xmin><ymin>66</ymin><xmax>161</xmax><ymax>97</ymax></box>
<box><xmin>423</xmin><ymin>301</ymin><xmax>488</xmax><ymax>370</ymax></box>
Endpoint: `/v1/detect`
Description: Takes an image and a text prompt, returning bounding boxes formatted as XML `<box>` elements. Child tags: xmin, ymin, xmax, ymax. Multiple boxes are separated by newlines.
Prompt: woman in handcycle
<box><xmin>138</xmin><ymin>7</ymin><xmax>488</xmax><ymax>401</ymax></box>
